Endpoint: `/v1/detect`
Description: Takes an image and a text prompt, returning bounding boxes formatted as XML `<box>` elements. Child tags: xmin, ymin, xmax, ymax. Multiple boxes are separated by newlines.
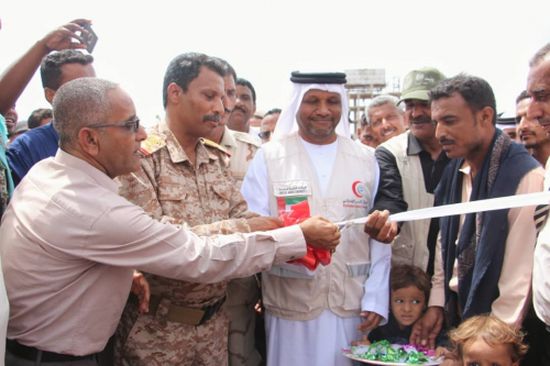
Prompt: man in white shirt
<box><xmin>528</xmin><ymin>42</ymin><xmax>550</xmax><ymax>365</ymax></box>
<box><xmin>241</xmin><ymin>71</ymin><xmax>396</xmax><ymax>366</ymax></box>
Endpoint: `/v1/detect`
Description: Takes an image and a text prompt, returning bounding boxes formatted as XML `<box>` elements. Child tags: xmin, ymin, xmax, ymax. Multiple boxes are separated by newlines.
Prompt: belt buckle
<box><xmin>150</xmin><ymin>295</ymin><xmax>225</xmax><ymax>326</ymax></box>
<box><xmin>166</xmin><ymin>306</ymin><xmax>205</xmax><ymax>326</ymax></box>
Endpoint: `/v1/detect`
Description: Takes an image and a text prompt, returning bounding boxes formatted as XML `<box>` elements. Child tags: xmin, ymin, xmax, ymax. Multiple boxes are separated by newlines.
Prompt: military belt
<box><xmin>149</xmin><ymin>295</ymin><xmax>226</xmax><ymax>326</ymax></box>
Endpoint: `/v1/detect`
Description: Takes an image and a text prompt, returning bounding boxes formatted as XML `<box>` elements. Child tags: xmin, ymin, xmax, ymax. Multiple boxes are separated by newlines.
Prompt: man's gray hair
<box><xmin>366</xmin><ymin>94</ymin><xmax>403</xmax><ymax>124</ymax></box>
<box><xmin>53</xmin><ymin>77</ymin><xmax>119</xmax><ymax>148</ymax></box>
<box><xmin>529</xmin><ymin>43</ymin><xmax>550</xmax><ymax>67</ymax></box>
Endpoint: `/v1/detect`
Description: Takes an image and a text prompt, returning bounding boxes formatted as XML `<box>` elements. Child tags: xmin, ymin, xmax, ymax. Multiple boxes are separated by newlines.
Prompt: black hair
<box><xmin>162</xmin><ymin>52</ymin><xmax>226</xmax><ymax>108</ymax></box>
<box><xmin>40</xmin><ymin>50</ymin><xmax>94</xmax><ymax>90</ymax></box>
<box><xmin>516</xmin><ymin>90</ymin><xmax>530</xmax><ymax>104</ymax></box>
<box><xmin>27</xmin><ymin>108</ymin><xmax>52</xmax><ymax>129</ymax></box>
<box><xmin>429</xmin><ymin>73</ymin><xmax>497</xmax><ymax>125</ymax></box>
<box><xmin>236</xmin><ymin>77</ymin><xmax>256</xmax><ymax>104</ymax></box>
<box><xmin>265</xmin><ymin>108</ymin><xmax>281</xmax><ymax>116</ymax></box>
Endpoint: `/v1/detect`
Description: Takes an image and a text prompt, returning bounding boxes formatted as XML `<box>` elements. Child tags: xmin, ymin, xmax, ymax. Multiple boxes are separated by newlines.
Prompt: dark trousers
<box><xmin>521</xmin><ymin>307</ymin><xmax>550</xmax><ymax>366</ymax></box>
<box><xmin>6</xmin><ymin>349</ymin><xmax>98</xmax><ymax>366</ymax></box>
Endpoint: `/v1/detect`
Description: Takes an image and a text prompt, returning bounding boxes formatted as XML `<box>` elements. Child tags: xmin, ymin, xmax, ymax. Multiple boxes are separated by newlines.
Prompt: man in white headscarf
<box><xmin>241</xmin><ymin>71</ymin><xmax>396</xmax><ymax>366</ymax></box>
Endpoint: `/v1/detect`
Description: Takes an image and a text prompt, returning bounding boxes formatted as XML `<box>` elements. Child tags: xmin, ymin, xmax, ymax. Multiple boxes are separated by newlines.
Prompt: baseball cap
<box><xmin>399</xmin><ymin>67</ymin><xmax>445</xmax><ymax>104</ymax></box>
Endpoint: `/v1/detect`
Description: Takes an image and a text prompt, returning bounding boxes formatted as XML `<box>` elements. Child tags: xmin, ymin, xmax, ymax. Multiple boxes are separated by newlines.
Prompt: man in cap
<box><xmin>241</xmin><ymin>71</ymin><xmax>396</xmax><ymax>366</ymax></box>
<box><xmin>528</xmin><ymin>42</ymin><xmax>550</xmax><ymax>364</ymax></box>
<box><xmin>1</xmin><ymin>76</ymin><xmax>342</xmax><ymax>366</ymax></box>
<box><xmin>373</xmin><ymin>67</ymin><xmax>449</xmax><ymax>275</ymax></box>
<box><xmin>366</xmin><ymin>95</ymin><xmax>406</xmax><ymax>145</ymax></box>
<box><xmin>414</xmin><ymin>74</ymin><xmax>544</xmax><ymax>351</ymax></box>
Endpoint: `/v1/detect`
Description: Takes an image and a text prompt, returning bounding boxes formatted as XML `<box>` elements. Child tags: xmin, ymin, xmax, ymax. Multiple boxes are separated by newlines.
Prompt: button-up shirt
<box><xmin>430</xmin><ymin>162</ymin><xmax>544</xmax><ymax>327</ymax></box>
<box><xmin>0</xmin><ymin>150</ymin><xmax>305</xmax><ymax>356</ymax></box>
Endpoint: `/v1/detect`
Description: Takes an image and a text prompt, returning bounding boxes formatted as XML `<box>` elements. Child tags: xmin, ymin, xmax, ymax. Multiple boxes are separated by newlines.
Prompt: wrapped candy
<box><xmin>351</xmin><ymin>340</ymin><xmax>430</xmax><ymax>364</ymax></box>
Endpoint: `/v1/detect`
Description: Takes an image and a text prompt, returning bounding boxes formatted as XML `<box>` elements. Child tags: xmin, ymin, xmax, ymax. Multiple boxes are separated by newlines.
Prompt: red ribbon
<box><xmin>279</xmin><ymin>200</ymin><xmax>332</xmax><ymax>270</ymax></box>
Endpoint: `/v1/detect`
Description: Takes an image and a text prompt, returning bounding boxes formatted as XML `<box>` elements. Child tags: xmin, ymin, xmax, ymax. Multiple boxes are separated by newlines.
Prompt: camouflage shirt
<box><xmin>117</xmin><ymin>122</ymin><xmax>255</xmax><ymax>307</ymax></box>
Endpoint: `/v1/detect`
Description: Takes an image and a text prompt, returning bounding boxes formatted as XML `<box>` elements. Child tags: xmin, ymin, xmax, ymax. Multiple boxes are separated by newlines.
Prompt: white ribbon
<box><xmin>336</xmin><ymin>191</ymin><xmax>550</xmax><ymax>228</ymax></box>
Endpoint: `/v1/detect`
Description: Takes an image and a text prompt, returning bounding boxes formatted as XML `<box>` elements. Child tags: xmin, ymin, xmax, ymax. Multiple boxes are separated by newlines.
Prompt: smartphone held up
<box><xmin>80</xmin><ymin>23</ymin><xmax>98</xmax><ymax>53</ymax></box>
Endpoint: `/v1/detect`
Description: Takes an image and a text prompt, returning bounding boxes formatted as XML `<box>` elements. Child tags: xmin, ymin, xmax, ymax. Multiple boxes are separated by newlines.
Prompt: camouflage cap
<box><xmin>399</xmin><ymin>67</ymin><xmax>445</xmax><ymax>104</ymax></box>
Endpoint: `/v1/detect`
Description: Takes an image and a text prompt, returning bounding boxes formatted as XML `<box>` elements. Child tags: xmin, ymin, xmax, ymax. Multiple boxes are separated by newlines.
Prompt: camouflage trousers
<box><xmin>226</xmin><ymin>276</ymin><xmax>262</xmax><ymax>366</ymax></box>
<box><xmin>119</xmin><ymin>305</ymin><xmax>229</xmax><ymax>366</ymax></box>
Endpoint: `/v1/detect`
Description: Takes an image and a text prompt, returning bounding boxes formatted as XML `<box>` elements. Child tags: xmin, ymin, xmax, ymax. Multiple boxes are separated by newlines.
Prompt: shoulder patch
<box><xmin>139</xmin><ymin>132</ymin><xmax>166</xmax><ymax>156</ymax></box>
<box><xmin>201</xmin><ymin>138</ymin><xmax>232</xmax><ymax>156</ymax></box>
<box><xmin>232</xmin><ymin>130</ymin><xmax>261</xmax><ymax>147</ymax></box>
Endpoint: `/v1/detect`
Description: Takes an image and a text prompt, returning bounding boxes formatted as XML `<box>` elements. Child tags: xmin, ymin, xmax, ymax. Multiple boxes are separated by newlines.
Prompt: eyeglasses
<box><xmin>89</xmin><ymin>117</ymin><xmax>141</xmax><ymax>133</ymax></box>
<box><xmin>258</xmin><ymin>130</ymin><xmax>272</xmax><ymax>140</ymax></box>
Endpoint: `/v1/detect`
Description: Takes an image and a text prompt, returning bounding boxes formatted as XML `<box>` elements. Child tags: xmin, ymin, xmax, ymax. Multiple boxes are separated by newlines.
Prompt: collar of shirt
<box><xmin>406</xmin><ymin>132</ymin><xmax>424</xmax><ymax>156</ymax></box>
<box><xmin>159</xmin><ymin>122</ymin><xmax>218</xmax><ymax>166</ymax></box>
<box><xmin>55</xmin><ymin>149</ymin><xmax>118</xmax><ymax>193</ymax></box>
<box><xmin>220</xmin><ymin>126</ymin><xmax>237</xmax><ymax>152</ymax></box>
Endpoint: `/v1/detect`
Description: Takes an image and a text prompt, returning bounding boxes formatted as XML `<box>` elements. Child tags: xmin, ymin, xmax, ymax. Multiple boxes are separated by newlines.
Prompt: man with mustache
<box><xmin>227</xmin><ymin>78</ymin><xmax>257</xmax><ymax>134</ymax></box>
<box><xmin>516</xmin><ymin>89</ymin><xmax>550</xmax><ymax>166</ymax></box>
<box><xmin>116</xmin><ymin>53</ymin><xmax>283</xmax><ymax>366</ymax></box>
<box><xmin>206</xmin><ymin>65</ymin><xmax>261</xmax><ymax>187</ymax></box>
<box><xmin>529</xmin><ymin>43</ymin><xmax>550</xmax><ymax>365</ymax></box>
<box><xmin>372</xmin><ymin>67</ymin><xmax>449</xmax><ymax>275</ymax></box>
<box><xmin>241</xmin><ymin>71</ymin><xmax>396</xmax><ymax>366</ymax></box>
<box><xmin>204</xmin><ymin>59</ymin><xmax>264</xmax><ymax>366</ymax></box>
<box><xmin>414</xmin><ymin>74</ymin><xmax>544</xmax><ymax>353</ymax></box>
<box><xmin>366</xmin><ymin>95</ymin><xmax>406</xmax><ymax>145</ymax></box>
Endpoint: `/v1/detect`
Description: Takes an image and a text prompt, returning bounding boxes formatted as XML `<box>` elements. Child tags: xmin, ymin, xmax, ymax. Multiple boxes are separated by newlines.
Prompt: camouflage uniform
<box><xmin>213</xmin><ymin>127</ymin><xmax>263</xmax><ymax>366</ymax></box>
<box><xmin>116</xmin><ymin>122</ymin><xmax>255</xmax><ymax>366</ymax></box>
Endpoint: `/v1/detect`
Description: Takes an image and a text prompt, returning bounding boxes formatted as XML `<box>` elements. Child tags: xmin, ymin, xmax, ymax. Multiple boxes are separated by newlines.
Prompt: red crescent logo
<box><xmin>352</xmin><ymin>180</ymin><xmax>363</xmax><ymax>198</ymax></box>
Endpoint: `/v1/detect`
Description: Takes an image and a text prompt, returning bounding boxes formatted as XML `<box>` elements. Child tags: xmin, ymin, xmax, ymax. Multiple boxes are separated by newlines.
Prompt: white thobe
<box><xmin>242</xmin><ymin>137</ymin><xmax>390</xmax><ymax>366</ymax></box>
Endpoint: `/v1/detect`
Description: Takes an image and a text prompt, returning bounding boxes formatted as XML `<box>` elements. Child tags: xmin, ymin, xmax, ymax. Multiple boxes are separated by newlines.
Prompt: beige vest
<box><xmin>381</xmin><ymin>131</ymin><xmax>433</xmax><ymax>271</ymax></box>
<box><xmin>262</xmin><ymin>133</ymin><xmax>377</xmax><ymax>320</ymax></box>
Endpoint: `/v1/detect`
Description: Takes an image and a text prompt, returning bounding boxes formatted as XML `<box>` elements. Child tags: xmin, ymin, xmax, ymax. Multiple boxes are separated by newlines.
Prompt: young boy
<box><xmin>447</xmin><ymin>314</ymin><xmax>528</xmax><ymax>366</ymax></box>
<box><xmin>367</xmin><ymin>264</ymin><xmax>446</xmax><ymax>346</ymax></box>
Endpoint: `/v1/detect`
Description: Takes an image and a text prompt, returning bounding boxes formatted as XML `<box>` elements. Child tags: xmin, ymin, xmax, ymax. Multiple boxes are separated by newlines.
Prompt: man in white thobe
<box><xmin>241</xmin><ymin>71</ymin><xmax>395</xmax><ymax>366</ymax></box>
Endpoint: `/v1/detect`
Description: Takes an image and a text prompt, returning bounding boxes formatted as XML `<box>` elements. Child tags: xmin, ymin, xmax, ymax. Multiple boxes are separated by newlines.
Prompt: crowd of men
<box><xmin>0</xmin><ymin>18</ymin><xmax>549</xmax><ymax>366</ymax></box>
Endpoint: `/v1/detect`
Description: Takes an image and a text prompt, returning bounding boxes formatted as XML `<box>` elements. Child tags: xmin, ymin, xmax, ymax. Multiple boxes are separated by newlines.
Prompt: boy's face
<box><xmin>462</xmin><ymin>338</ymin><xmax>518</xmax><ymax>366</ymax></box>
<box><xmin>390</xmin><ymin>285</ymin><xmax>425</xmax><ymax>328</ymax></box>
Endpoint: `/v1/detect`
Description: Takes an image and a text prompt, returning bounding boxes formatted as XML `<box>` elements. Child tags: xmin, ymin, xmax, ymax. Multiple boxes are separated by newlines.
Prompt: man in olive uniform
<box><xmin>117</xmin><ymin>53</ymin><xmax>280</xmax><ymax>365</ymax></box>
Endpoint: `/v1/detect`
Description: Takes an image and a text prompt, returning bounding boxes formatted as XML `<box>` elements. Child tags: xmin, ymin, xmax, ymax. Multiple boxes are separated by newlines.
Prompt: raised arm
<box><xmin>0</xmin><ymin>19</ymin><xmax>89</xmax><ymax>114</ymax></box>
